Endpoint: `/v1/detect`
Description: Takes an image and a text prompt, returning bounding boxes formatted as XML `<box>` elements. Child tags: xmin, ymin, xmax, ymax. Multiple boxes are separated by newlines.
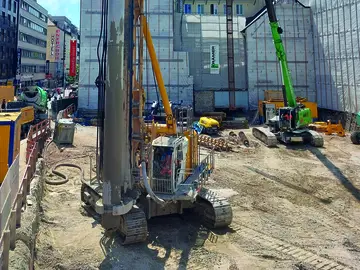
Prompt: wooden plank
<box><xmin>1</xmin><ymin>230</ymin><xmax>10</xmax><ymax>270</ymax></box>
<box><xmin>15</xmin><ymin>193</ymin><xmax>22</xmax><ymax>227</ymax></box>
<box><xmin>9</xmin><ymin>211</ymin><xmax>15</xmax><ymax>250</ymax></box>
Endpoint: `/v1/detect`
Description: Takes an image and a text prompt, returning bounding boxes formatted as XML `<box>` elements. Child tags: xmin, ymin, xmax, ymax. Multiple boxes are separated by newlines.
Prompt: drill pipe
<box><xmin>238</xmin><ymin>131</ymin><xmax>250</xmax><ymax>147</ymax></box>
<box><xmin>198</xmin><ymin>135</ymin><xmax>231</xmax><ymax>152</ymax></box>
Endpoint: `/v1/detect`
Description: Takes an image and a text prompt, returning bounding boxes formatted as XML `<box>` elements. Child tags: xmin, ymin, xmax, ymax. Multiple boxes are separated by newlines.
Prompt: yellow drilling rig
<box><xmin>80</xmin><ymin>0</ymin><xmax>233</xmax><ymax>244</ymax></box>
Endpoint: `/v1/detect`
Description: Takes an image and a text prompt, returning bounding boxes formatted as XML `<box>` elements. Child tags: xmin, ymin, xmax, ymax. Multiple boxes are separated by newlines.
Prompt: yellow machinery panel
<box><xmin>0</xmin><ymin>85</ymin><xmax>15</xmax><ymax>102</ymax></box>
<box><xmin>259</xmin><ymin>100</ymin><xmax>318</xmax><ymax>119</ymax></box>
<box><xmin>0</xmin><ymin>112</ymin><xmax>21</xmax><ymax>183</ymax></box>
<box><xmin>19</xmin><ymin>106</ymin><xmax>35</xmax><ymax>125</ymax></box>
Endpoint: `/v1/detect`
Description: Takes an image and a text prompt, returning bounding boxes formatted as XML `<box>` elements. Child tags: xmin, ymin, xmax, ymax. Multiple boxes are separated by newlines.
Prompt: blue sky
<box><xmin>37</xmin><ymin>0</ymin><xmax>80</xmax><ymax>27</ymax></box>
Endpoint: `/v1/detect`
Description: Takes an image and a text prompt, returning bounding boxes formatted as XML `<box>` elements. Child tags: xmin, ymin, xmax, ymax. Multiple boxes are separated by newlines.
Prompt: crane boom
<box><xmin>265</xmin><ymin>0</ymin><xmax>297</xmax><ymax>108</ymax></box>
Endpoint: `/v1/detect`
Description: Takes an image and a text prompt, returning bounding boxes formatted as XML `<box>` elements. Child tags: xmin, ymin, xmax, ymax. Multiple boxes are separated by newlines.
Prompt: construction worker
<box><xmin>1</xmin><ymin>99</ymin><xmax>6</xmax><ymax>112</ymax></box>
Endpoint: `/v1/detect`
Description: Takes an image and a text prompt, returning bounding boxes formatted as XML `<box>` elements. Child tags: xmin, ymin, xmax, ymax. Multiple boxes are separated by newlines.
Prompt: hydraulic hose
<box><xmin>46</xmin><ymin>163</ymin><xmax>84</xmax><ymax>185</ymax></box>
<box><xmin>141</xmin><ymin>161</ymin><xmax>166</xmax><ymax>206</ymax></box>
<box><xmin>44</xmin><ymin>139</ymin><xmax>97</xmax><ymax>185</ymax></box>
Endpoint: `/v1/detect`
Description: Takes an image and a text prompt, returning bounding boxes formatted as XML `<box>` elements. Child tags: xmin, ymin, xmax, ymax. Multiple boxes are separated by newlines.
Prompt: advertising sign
<box><xmin>210</xmin><ymin>45</ymin><xmax>220</xmax><ymax>74</ymax></box>
<box><xmin>69</xmin><ymin>39</ymin><xmax>77</xmax><ymax>77</ymax></box>
<box><xmin>15</xmin><ymin>48</ymin><xmax>21</xmax><ymax>82</ymax></box>
<box><xmin>45</xmin><ymin>60</ymin><xmax>50</xmax><ymax>75</ymax></box>
<box><xmin>55</xmin><ymin>29</ymin><xmax>61</xmax><ymax>61</ymax></box>
<box><xmin>50</xmin><ymin>34</ymin><xmax>55</xmax><ymax>57</ymax></box>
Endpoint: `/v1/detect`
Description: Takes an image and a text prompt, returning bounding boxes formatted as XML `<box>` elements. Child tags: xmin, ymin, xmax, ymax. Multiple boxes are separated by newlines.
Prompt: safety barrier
<box><xmin>0</xmin><ymin>119</ymin><xmax>51</xmax><ymax>270</ymax></box>
<box><xmin>26</xmin><ymin>119</ymin><xmax>51</xmax><ymax>162</ymax></box>
<box><xmin>62</xmin><ymin>104</ymin><xmax>75</xmax><ymax>119</ymax></box>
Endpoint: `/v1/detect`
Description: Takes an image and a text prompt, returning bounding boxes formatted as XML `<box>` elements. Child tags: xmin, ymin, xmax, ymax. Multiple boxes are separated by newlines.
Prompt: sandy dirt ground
<box><xmin>34</xmin><ymin>125</ymin><xmax>360</xmax><ymax>270</ymax></box>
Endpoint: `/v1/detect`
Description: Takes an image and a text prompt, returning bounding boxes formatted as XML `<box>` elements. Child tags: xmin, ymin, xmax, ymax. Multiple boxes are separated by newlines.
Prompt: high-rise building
<box><xmin>0</xmin><ymin>0</ymin><xmax>19</xmax><ymax>85</ymax></box>
<box><xmin>17</xmin><ymin>0</ymin><xmax>48</xmax><ymax>87</ymax></box>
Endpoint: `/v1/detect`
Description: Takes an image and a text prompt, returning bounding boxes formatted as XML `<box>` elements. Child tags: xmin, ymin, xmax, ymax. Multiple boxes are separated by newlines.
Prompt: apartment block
<box><xmin>0</xmin><ymin>0</ymin><xmax>19</xmax><ymax>84</ymax></box>
<box><xmin>17</xmin><ymin>0</ymin><xmax>48</xmax><ymax>86</ymax></box>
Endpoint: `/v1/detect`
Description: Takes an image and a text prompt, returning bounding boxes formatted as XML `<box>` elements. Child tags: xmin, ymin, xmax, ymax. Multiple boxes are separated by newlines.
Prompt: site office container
<box><xmin>0</xmin><ymin>86</ymin><xmax>15</xmax><ymax>102</ymax></box>
<box><xmin>0</xmin><ymin>112</ymin><xmax>21</xmax><ymax>183</ymax></box>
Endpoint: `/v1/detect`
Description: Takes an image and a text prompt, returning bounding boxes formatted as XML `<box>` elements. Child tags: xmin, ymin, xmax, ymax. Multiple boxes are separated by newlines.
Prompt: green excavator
<box><xmin>351</xmin><ymin>112</ymin><xmax>360</xmax><ymax>144</ymax></box>
<box><xmin>252</xmin><ymin>0</ymin><xmax>324</xmax><ymax>147</ymax></box>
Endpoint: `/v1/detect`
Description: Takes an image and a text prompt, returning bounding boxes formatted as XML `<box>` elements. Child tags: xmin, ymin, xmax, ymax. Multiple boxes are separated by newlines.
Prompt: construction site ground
<box><xmin>35</xmin><ymin>125</ymin><xmax>360</xmax><ymax>270</ymax></box>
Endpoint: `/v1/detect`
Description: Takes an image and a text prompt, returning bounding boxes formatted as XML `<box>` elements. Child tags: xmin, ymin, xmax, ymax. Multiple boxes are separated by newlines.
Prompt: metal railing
<box><xmin>152</xmin><ymin>177</ymin><xmax>173</xmax><ymax>194</ymax></box>
<box><xmin>0</xmin><ymin>119</ymin><xmax>51</xmax><ymax>270</ymax></box>
<box><xmin>152</xmin><ymin>150</ymin><xmax>215</xmax><ymax>196</ymax></box>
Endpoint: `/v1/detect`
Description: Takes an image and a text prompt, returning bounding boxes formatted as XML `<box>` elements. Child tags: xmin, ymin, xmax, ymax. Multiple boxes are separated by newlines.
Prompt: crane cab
<box><xmin>150</xmin><ymin>136</ymin><xmax>188</xmax><ymax>195</ymax></box>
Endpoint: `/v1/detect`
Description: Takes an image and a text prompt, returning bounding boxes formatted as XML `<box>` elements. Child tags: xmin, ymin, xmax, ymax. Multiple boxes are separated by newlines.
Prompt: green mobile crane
<box><xmin>252</xmin><ymin>0</ymin><xmax>324</xmax><ymax>147</ymax></box>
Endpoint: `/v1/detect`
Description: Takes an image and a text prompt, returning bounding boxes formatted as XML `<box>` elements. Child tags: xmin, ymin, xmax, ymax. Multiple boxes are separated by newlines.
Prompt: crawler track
<box><xmin>307</xmin><ymin>130</ymin><xmax>324</xmax><ymax>147</ymax></box>
<box><xmin>119</xmin><ymin>206</ymin><xmax>148</xmax><ymax>245</ymax></box>
<box><xmin>196</xmin><ymin>188</ymin><xmax>233</xmax><ymax>228</ymax></box>
<box><xmin>81</xmin><ymin>183</ymin><xmax>148</xmax><ymax>245</ymax></box>
<box><xmin>252</xmin><ymin>127</ymin><xmax>278</xmax><ymax>147</ymax></box>
<box><xmin>231</xmin><ymin>223</ymin><xmax>353</xmax><ymax>270</ymax></box>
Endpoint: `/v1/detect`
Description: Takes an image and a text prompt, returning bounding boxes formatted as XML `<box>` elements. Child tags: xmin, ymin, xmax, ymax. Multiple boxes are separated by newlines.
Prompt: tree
<box><xmin>66</xmin><ymin>64</ymin><xmax>80</xmax><ymax>84</ymax></box>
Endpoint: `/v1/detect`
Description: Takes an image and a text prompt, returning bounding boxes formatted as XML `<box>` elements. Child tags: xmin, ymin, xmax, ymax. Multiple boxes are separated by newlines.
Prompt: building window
<box><xmin>197</xmin><ymin>4</ymin><xmax>204</xmax><ymax>15</ymax></box>
<box><xmin>21</xmin><ymin>65</ymin><xmax>37</xmax><ymax>73</ymax></box>
<box><xmin>7</xmin><ymin>0</ymin><xmax>11</xmax><ymax>10</ymax></box>
<box><xmin>21</xmin><ymin>49</ymin><xmax>46</xmax><ymax>60</ymax></box>
<box><xmin>20</xmin><ymin>16</ymin><xmax>47</xmax><ymax>35</ymax></box>
<box><xmin>210</xmin><ymin>4</ymin><xmax>218</xmax><ymax>15</ymax></box>
<box><xmin>20</xmin><ymin>1</ymin><xmax>47</xmax><ymax>22</ymax></box>
<box><xmin>236</xmin><ymin>4</ymin><xmax>243</xmax><ymax>16</ymax></box>
<box><xmin>2</xmin><ymin>0</ymin><xmax>5</xmax><ymax>8</ymax></box>
<box><xmin>13</xmin><ymin>0</ymin><xmax>15</xmax><ymax>13</ymax></box>
<box><xmin>37</xmin><ymin>65</ymin><xmax>45</xmax><ymax>73</ymax></box>
<box><xmin>184</xmin><ymin>4</ymin><xmax>191</xmax><ymax>14</ymax></box>
<box><xmin>19</xmin><ymin>32</ymin><xmax>47</xmax><ymax>48</ymax></box>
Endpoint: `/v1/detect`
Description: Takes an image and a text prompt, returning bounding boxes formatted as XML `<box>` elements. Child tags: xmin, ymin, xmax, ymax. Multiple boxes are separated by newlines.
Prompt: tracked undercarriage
<box><xmin>81</xmin><ymin>184</ymin><xmax>232</xmax><ymax>245</ymax></box>
<box><xmin>252</xmin><ymin>126</ymin><xmax>324</xmax><ymax>148</ymax></box>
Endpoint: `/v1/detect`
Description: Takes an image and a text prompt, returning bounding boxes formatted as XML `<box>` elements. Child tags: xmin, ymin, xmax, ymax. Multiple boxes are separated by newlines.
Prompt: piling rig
<box><xmin>80</xmin><ymin>0</ymin><xmax>233</xmax><ymax>245</ymax></box>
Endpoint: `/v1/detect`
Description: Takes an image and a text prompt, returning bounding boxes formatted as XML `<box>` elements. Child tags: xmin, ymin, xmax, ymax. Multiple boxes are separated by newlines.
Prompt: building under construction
<box><xmin>78</xmin><ymin>0</ymin><xmax>360</xmax><ymax>114</ymax></box>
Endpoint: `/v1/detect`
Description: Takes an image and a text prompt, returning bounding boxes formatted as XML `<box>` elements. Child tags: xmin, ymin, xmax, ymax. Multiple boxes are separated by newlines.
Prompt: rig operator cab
<box><xmin>151</xmin><ymin>136</ymin><xmax>189</xmax><ymax>195</ymax></box>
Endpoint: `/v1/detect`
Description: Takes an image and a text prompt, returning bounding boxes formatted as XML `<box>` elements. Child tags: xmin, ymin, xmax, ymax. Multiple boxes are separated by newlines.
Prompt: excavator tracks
<box><xmin>119</xmin><ymin>206</ymin><xmax>148</xmax><ymax>245</ymax></box>
<box><xmin>252</xmin><ymin>127</ymin><xmax>278</xmax><ymax>147</ymax></box>
<box><xmin>196</xmin><ymin>188</ymin><xmax>233</xmax><ymax>229</ymax></box>
<box><xmin>306</xmin><ymin>130</ymin><xmax>324</xmax><ymax>147</ymax></box>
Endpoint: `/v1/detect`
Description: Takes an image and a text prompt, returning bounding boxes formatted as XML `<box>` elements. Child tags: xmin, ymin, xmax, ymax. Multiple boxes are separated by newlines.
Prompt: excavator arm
<box><xmin>265</xmin><ymin>0</ymin><xmax>297</xmax><ymax>108</ymax></box>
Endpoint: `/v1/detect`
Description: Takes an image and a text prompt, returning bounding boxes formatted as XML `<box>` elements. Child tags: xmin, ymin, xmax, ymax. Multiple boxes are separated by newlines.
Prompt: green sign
<box><xmin>210</xmin><ymin>45</ymin><xmax>220</xmax><ymax>74</ymax></box>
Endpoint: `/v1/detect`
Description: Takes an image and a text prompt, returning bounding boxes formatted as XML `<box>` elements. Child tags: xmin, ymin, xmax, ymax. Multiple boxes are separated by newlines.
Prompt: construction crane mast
<box><xmin>252</xmin><ymin>0</ymin><xmax>324</xmax><ymax>148</ymax></box>
<box><xmin>81</xmin><ymin>0</ymin><xmax>233</xmax><ymax>244</ymax></box>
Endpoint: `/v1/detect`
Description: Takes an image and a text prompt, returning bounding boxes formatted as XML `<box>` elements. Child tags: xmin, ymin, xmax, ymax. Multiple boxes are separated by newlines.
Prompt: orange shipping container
<box><xmin>0</xmin><ymin>112</ymin><xmax>21</xmax><ymax>183</ymax></box>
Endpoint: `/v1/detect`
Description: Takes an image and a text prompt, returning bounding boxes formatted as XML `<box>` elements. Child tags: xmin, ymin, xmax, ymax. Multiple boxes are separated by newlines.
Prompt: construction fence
<box><xmin>0</xmin><ymin>119</ymin><xmax>51</xmax><ymax>270</ymax></box>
